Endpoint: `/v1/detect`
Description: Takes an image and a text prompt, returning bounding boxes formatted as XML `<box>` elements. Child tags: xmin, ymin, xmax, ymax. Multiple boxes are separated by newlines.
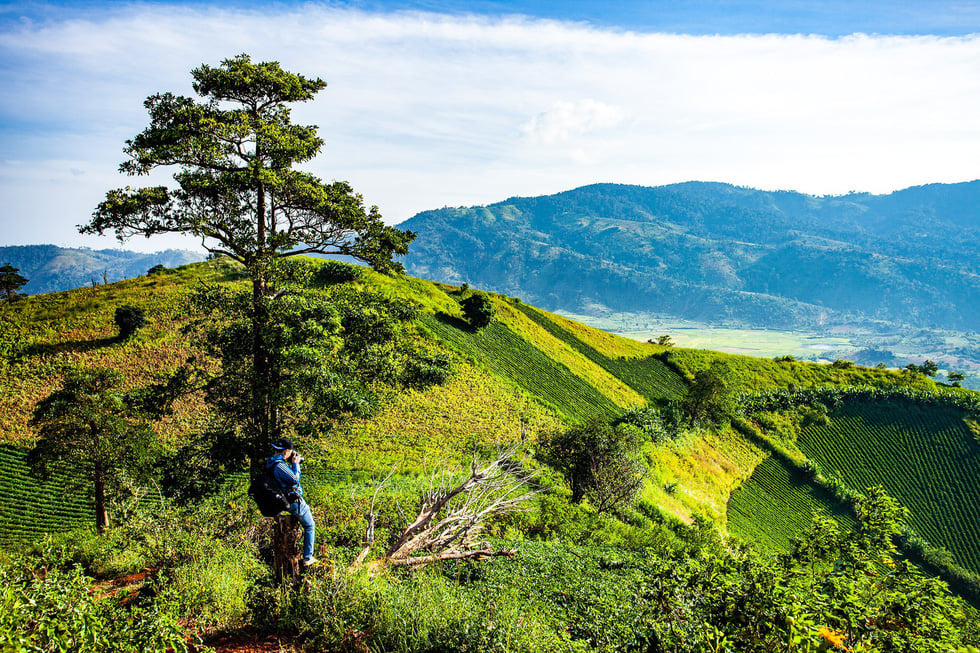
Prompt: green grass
<box><xmin>420</xmin><ymin>315</ymin><xmax>620</xmax><ymax>423</ymax></box>
<box><xmin>727</xmin><ymin>456</ymin><xmax>856</xmax><ymax>552</ymax></box>
<box><xmin>797</xmin><ymin>399</ymin><xmax>980</xmax><ymax>574</ymax></box>
<box><xmin>514</xmin><ymin>304</ymin><xmax>687</xmax><ymax>402</ymax></box>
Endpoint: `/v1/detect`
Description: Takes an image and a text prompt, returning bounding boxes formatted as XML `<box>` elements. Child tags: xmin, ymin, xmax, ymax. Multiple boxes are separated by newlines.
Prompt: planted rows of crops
<box><xmin>797</xmin><ymin>399</ymin><xmax>980</xmax><ymax>574</ymax></box>
<box><xmin>421</xmin><ymin>314</ymin><xmax>619</xmax><ymax>422</ymax></box>
<box><xmin>0</xmin><ymin>445</ymin><xmax>93</xmax><ymax>546</ymax></box>
<box><xmin>728</xmin><ymin>456</ymin><xmax>856</xmax><ymax>552</ymax></box>
<box><xmin>514</xmin><ymin>304</ymin><xmax>687</xmax><ymax>402</ymax></box>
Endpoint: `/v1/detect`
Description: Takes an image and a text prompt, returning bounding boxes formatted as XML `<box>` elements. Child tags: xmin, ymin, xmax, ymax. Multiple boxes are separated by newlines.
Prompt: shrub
<box><xmin>114</xmin><ymin>304</ymin><xmax>145</xmax><ymax>339</ymax></box>
<box><xmin>146</xmin><ymin>264</ymin><xmax>167</xmax><ymax>275</ymax></box>
<box><xmin>461</xmin><ymin>292</ymin><xmax>495</xmax><ymax>330</ymax></box>
<box><xmin>402</xmin><ymin>350</ymin><xmax>452</xmax><ymax>389</ymax></box>
<box><xmin>314</xmin><ymin>260</ymin><xmax>363</xmax><ymax>285</ymax></box>
<box><xmin>537</xmin><ymin>419</ymin><xmax>648</xmax><ymax>513</ymax></box>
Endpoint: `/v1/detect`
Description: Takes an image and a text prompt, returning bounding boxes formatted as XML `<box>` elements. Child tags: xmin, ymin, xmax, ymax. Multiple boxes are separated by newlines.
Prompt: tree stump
<box><xmin>272</xmin><ymin>513</ymin><xmax>302</xmax><ymax>583</ymax></box>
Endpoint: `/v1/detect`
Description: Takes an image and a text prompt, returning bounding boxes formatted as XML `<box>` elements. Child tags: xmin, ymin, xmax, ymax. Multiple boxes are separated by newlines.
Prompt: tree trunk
<box><xmin>272</xmin><ymin>514</ymin><xmax>302</xmax><ymax>583</ymax></box>
<box><xmin>94</xmin><ymin>462</ymin><xmax>108</xmax><ymax>532</ymax></box>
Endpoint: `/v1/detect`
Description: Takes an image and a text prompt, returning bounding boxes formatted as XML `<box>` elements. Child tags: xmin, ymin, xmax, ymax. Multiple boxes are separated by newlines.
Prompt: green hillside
<box><xmin>5</xmin><ymin>261</ymin><xmax>980</xmax><ymax>650</ymax></box>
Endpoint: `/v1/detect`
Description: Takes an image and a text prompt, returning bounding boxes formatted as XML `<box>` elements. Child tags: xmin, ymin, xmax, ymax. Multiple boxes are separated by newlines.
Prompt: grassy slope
<box><xmin>1</xmin><ymin>258</ymin><xmax>957</xmax><ymax>546</ymax></box>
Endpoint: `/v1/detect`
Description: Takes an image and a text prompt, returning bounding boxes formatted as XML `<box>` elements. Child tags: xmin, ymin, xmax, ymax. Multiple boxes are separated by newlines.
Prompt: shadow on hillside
<box><xmin>432</xmin><ymin>311</ymin><xmax>474</xmax><ymax>333</ymax></box>
<box><xmin>18</xmin><ymin>336</ymin><xmax>119</xmax><ymax>359</ymax></box>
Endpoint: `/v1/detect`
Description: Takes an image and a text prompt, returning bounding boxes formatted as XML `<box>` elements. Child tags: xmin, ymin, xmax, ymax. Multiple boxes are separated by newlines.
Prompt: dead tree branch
<box><xmin>352</xmin><ymin>443</ymin><xmax>537</xmax><ymax>571</ymax></box>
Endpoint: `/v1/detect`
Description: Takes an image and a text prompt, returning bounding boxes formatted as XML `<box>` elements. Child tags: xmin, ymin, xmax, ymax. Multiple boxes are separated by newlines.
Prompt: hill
<box><xmin>0</xmin><ymin>244</ymin><xmax>203</xmax><ymax>295</ymax></box>
<box><xmin>3</xmin><ymin>260</ymin><xmax>980</xmax><ymax>650</ymax></box>
<box><xmin>400</xmin><ymin>181</ymin><xmax>980</xmax><ymax>333</ymax></box>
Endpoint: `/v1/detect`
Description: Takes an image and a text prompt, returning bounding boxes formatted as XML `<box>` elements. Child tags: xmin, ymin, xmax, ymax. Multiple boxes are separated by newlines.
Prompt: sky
<box><xmin>2</xmin><ymin>1</ymin><xmax>980</xmax><ymax>252</ymax></box>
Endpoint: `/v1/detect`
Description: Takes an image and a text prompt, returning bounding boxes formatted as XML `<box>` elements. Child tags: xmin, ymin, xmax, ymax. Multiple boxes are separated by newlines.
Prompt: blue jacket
<box><xmin>266</xmin><ymin>454</ymin><xmax>303</xmax><ymax>501</ymax></box>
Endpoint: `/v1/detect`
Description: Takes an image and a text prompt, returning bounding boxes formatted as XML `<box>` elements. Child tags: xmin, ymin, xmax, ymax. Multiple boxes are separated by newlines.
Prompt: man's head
<box><xmin>272</xmin><ymin>437</ymin><xmax>294</xmax><ymax>458</ymax></box>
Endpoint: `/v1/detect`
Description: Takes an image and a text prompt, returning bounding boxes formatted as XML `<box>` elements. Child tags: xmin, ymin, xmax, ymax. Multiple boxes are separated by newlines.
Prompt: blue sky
<box><xmin>2</xmin><ymin>1</ymin><xmax>980</xmax><ymax>250</ymax></box>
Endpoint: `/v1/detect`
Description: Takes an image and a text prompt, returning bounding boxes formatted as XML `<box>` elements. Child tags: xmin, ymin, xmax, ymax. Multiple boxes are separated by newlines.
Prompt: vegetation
<box><xmin>0</xmin><ymin>263</ymin><xmax>27</xmax><ymax>302</ymax></box>
<box><xmin>797</xmin><ymin>398</ymin><xmax>980</xmax><ymax>574</ymax></box>
<box><xmin>82</xmin><ymin>54</ymin><xmax>414</xmax><ymax>452</ymax></box>
<box><xmin>401</xmin><ymin>181</ymin><xmax>980</xmax><ymax>334</ymax></box>
<box><xmin>537</xmin><ymin>419</ymin><xmax>647</xmax><ymax>511</ymax></box>
<box><xmin>113</xmin><ymin>304</ymin><xmax>145</xmax><ymax>340</ymax></box>
<box><xmin>28</xmin><ymin>367</ymin><xmax>161</xmax><ymax>531</ymax></box>
<box><xmin>461</xmin><ymin>291</ymin><xmax>495</xmax><ymax>330</ymax></box>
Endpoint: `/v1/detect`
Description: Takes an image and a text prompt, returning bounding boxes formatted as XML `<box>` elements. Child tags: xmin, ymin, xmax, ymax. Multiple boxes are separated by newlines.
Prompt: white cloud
<box><xmin>1</xmin><ymin>8</ymin><xmax>979</xmax><ymax>251</ymax></box>
<box><xmin>522</xmin><ymin>99</ymin><xmax>626</xmax><ymax>145</ymax></box>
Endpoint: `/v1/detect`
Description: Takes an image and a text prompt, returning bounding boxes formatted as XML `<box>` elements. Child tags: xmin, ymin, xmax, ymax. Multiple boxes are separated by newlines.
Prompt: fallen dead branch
<box><xmin>352</xmin><ymin>443</ymin><xmax>537</xmax><ymax>571</ymax></box>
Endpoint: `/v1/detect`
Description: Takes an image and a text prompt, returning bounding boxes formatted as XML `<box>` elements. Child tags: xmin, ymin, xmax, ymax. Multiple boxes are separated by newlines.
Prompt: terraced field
<box><xmin>421</xmin><ymin>314</ymin><xmax>621</xmax><ymax>423</ymax></box>
<box><xmin>0</xmin><ymin>445</ymin><xmax>94</xmax><ymax>546</ymax></box>
<box><xmin>728</xmin><ymin>456</ymin><xmax>856</xmax><ymax>552</ymax></box>
<box><xmin>514</xmin><ymin>304</ymin><xmax>687</xmax><ymax>403</ymax></box>
<box><xmin>797</xmin><ymin>399</ymin><xmax>980</xmax><ymax>573</ymax></box>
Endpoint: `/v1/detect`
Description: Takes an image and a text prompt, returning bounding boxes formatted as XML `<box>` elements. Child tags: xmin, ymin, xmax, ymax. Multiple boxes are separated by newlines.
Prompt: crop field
<box><xmin>728</xmin><ymin>456</ymin><xmax>856</xmax><ymax>552</ymax></box>
<box><xmin>515</xmin><ymin>304</ymin><xmax>687</xmax><ymax>402</ymax></box>
<box><xmin>0</xmin><ymin>445</ymin><xmax>94</xmax><ymax>546</ymax></box>
<box><xmin>797</xmin><ymin>399</ymin><xmax>980</xmax><ymax>573</ymax></box>
<box><xmin>421</xmin><ymin>314</ymin><xmax>620</xmax><ymax>423</ymax></box>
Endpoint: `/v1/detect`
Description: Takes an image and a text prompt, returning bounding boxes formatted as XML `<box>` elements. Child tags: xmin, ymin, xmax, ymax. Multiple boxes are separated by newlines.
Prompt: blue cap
<box><xmin>272</xmin><ymin>438</ymin><xmax>294</xmax><ymax>451</ymax></box>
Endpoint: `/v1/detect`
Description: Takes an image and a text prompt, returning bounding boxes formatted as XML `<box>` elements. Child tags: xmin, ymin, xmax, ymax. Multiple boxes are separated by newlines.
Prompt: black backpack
<box><xmin>248</xmin><ymin>465</ymin><xmax>290</xmax><ymax>517</ymax></box>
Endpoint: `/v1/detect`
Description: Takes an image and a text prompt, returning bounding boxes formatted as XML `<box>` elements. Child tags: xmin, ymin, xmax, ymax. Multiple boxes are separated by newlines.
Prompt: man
<box><xmin>266</xmin><ymin>437</ymin><xmax>317</xmax><ymax>566</ymax></box>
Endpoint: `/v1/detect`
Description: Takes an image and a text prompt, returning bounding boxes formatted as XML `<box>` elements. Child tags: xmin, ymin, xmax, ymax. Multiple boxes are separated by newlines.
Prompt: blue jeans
<box><xmin>289</xmin><ymin>499</ymin><xmax>315</xmax><ymax>560</ymax></box>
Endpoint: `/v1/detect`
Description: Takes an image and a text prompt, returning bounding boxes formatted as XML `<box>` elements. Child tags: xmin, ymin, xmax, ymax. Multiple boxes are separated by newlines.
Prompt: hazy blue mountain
<box><xmin>400</xmin><ymin>181</ymin><xmax>980</xmax><ymax>332</ymax></box>
<box><xmin>0</xmin><ymin>245</ymin><xmax>204</xmax><ymax>295</ymax></box>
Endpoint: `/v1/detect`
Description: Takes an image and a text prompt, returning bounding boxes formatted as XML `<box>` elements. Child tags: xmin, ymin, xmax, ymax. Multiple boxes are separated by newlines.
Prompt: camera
<box><xmin>290</xmin><ymin>451</ymin><xmax>304</xmax><ymax>464</ymax></box>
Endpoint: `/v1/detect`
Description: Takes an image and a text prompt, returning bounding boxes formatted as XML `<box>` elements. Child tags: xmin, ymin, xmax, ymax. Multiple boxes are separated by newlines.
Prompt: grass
<box><xmin>644</xmin><ymin>425</ymin><xmax>766</xmax><ymax>530</ymax></box>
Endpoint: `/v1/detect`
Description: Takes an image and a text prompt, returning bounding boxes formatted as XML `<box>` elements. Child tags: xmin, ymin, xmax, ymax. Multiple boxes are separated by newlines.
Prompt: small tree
<box><xmin>114</xmin><ymin>305</ymin><xmax>145</xmax><ymax>340</ymax></box>
<box><xmin>461</xmin><ymin>292</ymin><xmax>495</xmax><ymax>330</ymax></box>
<box><xmin>538</xmin><ymin>419</ymin><xmax>647</xmax><ymax>512</ymax></box>
<box><xmin>681</xmin><ymin>361</ymin><xmax>732</xmax><ymax>427</ymax></box>
<box><xmin>0</xmin><ymin>263</ymin><xmax>28</xmax><ymax>302</ymax></box>
<box><xmin>656</xmin><ymin>335</ymin><xmax>674</xmax><ymax>347</ymax></box>
<box><xmin>947</xmin><ymin>371</ymin><xmax>966</xmax><ymax>387</ymax></box>
<box><xmin>28</xmin><ymin>367</ymin><xmax>159</xmax><ymax>531</ymax></box>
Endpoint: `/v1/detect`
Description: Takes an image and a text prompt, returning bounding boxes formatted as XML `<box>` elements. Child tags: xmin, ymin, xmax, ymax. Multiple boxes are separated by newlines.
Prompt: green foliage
<box><xmin>28</xmin><ymin>366</ymin><xmax>161</xmax><ymax>530</ymax></box>
<box><xmin>0</xmin><ymin>445</ymin><xmax>94</xmax><ymax>547</ymax></box>
<box><xmin>613</xmin><ymin>405</ymin><xmax>682</xmax><ymax>443</ymax></box>
<box><xmin>797</xmin><ymin>398</ymin><xmax>980</xmax><ymax>574</ymax></box>
<box><xmin>0</xmin><ymin>554</ymin><xmax>199</xmax><ymax>653</ymax></box>
<box><xmin>422</xmin><ymin>315</ymin><xmax>620</xmax><ymax>422</ymax></box>
<box><xmin>461</xmin><ymin>291</ymin><xmax>495</xmax><ymax>330</ymax></box>
<box><xmin>113</xmin><ymin>304</ymin><xmax>145</xmax><ymax>340</ymax></box>
<box><xmin>514</xmin><ymin>303</ymin><xmax>686</xmax><ymax>403</ymax></box>
<box><xmin>538</xmin><ymin>419</ymin><xmax>647</xmax><ymax>512</ymax></box>
<box><xmin>313</xmin><ymin>260</ymin><xmax>364</xmax><ymax>285</ymax></box>
<box><xmin>146</xmin><ymin>264</ymin><xmax>167</xmax><ymax>276</ymax></box>
<box><xmin>729</xmin><ymin>456</ymin><xmax>857</xmax><ymax>552</ymax></box>
<box><xmin>681</xmin><ymin>360</ymin><xmax>733</xmax><ymax>427</ymax></box>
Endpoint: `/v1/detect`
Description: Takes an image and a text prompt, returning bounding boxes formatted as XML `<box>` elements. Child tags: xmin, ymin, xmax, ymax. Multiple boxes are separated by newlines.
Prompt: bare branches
<box><xmin>352</xmin><ymin>443</ymin><xmax>537</xmax><ymax>571</ymax></box>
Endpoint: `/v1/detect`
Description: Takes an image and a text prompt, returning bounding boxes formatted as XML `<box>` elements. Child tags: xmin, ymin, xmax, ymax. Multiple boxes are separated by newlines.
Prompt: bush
<box><xmin>314</xmin><ymin>260</ymin><xmax>363</xmax><ymax>285</ymax></box>
<box><xmin>0</xmin><ymin>555</ymin><xmax>196</xmax><ymax>652</ymax></box>
<box><xmin>537</xmin><ymin>419</ymin><xmax>648</xmax><ymax>513</ymax></box>
<box><xmin>461</xmin><ymin>292</ymin><xmax>495</xmax><ymax>330</ymax></box>
<box><xmin>146</xmin><ymin>264</ymin><xmax>167</xmax><ymax>275</ymax></box>
<box><xmin>114</xmin><ymin>304</ymin><xmax>145</xmax><ymax>340</ymax></box>
<box><xmin>402</xmin><ymin>350</ymin><xmax>452</xmax><ymax>389</ymax></box>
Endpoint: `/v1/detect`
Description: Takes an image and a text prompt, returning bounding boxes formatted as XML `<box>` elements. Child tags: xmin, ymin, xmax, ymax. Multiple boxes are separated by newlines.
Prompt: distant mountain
<box><xmin>0</xmin><ymin>245</ymin><xmax>204</xmax><ymax>295</ymax></box>
<box><xmin>400</xmin><ymin>181</ymin><xmax>980</xmax><ymax>332</ymax></box>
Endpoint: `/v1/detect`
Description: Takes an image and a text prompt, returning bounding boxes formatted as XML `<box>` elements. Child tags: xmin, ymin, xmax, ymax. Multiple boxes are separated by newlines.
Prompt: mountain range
<box><xmin>400</xmin><ymin>181</ymin><xmax>980</xmax><ymax>333</ymax></box>
<box><xmin>0</xmin><ymin>245</ymin><xmax>203</xmax><ymax>296</ymax></box>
